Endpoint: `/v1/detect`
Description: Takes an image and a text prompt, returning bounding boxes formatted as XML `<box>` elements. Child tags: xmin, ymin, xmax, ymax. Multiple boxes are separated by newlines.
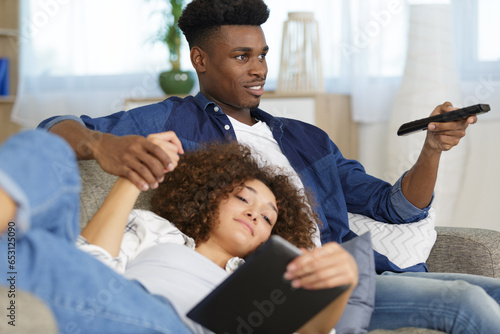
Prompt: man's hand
<box><xmin>424</xmin><ymin>102</ymin><xmax>477</xmax><ymax>152</ymax></box>
<box><xmin>401</xmin><ymin>101</ymin><xmax>478</xmax><ymax>209</ymax></box>
<box><xmin>283</xmin><ymin>242</ymin><xmax>358</xmax><ymax>290</ymax></box>
<box><xmin>91</xmin><ymin>131</ymin><xmax>184</xmax><ymax>191</ymax></box>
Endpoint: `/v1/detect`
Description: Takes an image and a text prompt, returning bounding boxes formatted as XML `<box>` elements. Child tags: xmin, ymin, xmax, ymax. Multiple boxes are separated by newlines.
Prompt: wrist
<box><xmin>82</xmin><ymin>131</ymin><xmax>109</xmax><ymax>160</ymax></box>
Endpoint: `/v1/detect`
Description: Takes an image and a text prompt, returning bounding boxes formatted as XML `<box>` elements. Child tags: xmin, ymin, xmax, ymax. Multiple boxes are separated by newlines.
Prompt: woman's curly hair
<box><xmin>151</xmin><ymin>141</ymin><xmax>318</xmax><ymax>249</ymax></box>
<box><xmin>178</xmin><ymin>0</ymin><xmax>270</xmax><ymax>49</ymax></box>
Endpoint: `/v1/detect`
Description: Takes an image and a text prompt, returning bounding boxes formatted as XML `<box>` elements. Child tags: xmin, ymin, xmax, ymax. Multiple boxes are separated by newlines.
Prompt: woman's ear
<box><xmin>191</xmin><ymin>47</ymin><xmax>207</xmax><ymax>74</ymax></box>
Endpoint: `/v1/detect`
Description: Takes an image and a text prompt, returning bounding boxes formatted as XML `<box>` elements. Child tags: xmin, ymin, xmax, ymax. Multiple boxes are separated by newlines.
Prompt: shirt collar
<box><xmin>193</xmin><ymin>91</ymin><xmax>283</xmax><ymax>128</ymax></box>
<box><xmin>194</xmin><ymin>92</ymin><xmax>217</xmax><ymax>111</ymax></box>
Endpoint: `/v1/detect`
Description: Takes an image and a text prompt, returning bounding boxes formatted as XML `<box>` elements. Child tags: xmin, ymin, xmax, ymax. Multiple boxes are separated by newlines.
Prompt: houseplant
<box><xmin>156</xmin><ymin>0</ymin><xmax>195</xmax><ymax>95</ymax></box>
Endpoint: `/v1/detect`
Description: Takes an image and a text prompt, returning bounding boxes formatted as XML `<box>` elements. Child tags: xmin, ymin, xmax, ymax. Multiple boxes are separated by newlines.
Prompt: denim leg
<box><xmin>0</xmin><ymin>130</ymin><xmax>192</xmax><ymax>334</ymax></box>
<box><xmin>395</xmin><ymin>271</ymin><xmax>500</xmax><ymax>303</ymax></box>
<box><xmin>0</xmin><ymin>130</ymin><xmax>81</xmax><ymax>239</ymax></box>
<box><xmin>368</xmin><ymin>273</ymin><xmax>500</xmax><ymax>333</ymax></box>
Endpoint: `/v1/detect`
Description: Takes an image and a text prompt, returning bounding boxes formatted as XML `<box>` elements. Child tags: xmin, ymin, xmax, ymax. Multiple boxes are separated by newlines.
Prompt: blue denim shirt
<box><xmin>39</xmin><ymin>92</ymin><xmax>431</xmax><ymax>272</ymax></box>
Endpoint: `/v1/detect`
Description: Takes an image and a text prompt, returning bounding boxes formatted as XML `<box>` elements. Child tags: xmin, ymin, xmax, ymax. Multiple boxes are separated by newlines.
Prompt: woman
<box><xmin>80</xmin><ymin>132</ymin><xmax>359</xmax><ymax>333</ymax></box>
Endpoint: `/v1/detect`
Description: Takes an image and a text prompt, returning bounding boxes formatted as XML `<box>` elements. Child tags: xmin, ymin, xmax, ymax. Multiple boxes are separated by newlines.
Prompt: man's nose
<box><xmin>250</xmin><ymin>59</ymin><xmax>266</xmax><ymax>78</ymax></box>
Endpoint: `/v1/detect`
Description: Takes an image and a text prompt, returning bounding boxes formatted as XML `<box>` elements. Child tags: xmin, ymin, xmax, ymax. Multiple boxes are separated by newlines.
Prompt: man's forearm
<box><xmin>401</xmin><ymin>145</ymin><xmax>442</xmax><ymax>209</ymax></box>
<box><xmin>49</xmin><ymin>120</ymin><xmax>104</xmax><ymax>160</ymax></box>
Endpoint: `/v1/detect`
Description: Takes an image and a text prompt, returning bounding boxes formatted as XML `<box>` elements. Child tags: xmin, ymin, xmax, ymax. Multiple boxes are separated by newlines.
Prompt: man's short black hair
<box><xmin>178</xmin><ymin>0</ymin><xmax>270</xmax><ymax>49</ymax></box>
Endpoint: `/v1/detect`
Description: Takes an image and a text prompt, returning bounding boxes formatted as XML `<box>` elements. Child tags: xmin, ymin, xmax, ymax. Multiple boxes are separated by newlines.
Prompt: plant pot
<box><xmin>158</xmin><ymin>69</ymin><xmax>195</xmax><ymax>95</ymax></box>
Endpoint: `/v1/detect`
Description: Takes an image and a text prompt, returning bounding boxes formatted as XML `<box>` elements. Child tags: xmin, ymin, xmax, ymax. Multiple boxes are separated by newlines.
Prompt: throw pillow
<box><xmin>335</xmin><ymin>232</ymin><xmax>376</xmax><ymax>334</ymax></box>
<box><xmin>348</xmin><ymin>209</ymin><xmax>437</xmax><ymax>269</ymax></box>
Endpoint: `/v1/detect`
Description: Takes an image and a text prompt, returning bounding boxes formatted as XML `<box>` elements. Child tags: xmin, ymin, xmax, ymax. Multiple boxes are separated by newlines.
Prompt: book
<box><xmin>0</xmin><ymin>58</ymin><xmax>9</xmax><ymax>96</ymax></box>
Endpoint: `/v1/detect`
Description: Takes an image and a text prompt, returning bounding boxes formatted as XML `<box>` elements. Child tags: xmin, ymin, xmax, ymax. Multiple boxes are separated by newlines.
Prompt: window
<box><xmin>454</xmin><ymin>0</ymin><xmax>500</xmax><ymax>80</ymax></box>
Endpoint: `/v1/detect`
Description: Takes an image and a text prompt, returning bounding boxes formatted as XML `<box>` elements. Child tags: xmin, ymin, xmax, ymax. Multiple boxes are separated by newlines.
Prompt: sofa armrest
<box><xmin>426</xmin><ymin>226</ymin><xmax>500</xmax><ymax>278</ymax></box>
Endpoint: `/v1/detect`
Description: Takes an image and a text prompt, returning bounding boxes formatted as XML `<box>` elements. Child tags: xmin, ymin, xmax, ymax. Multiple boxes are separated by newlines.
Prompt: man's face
<box><xmin>200</xmin><ymin>25</ymin><xmax>269</xmax><ymax>115</ymax></box>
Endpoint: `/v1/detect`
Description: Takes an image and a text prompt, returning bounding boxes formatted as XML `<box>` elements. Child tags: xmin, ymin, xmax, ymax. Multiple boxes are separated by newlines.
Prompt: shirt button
<box><xmin>224</xmin><ymin>125</ymin><xmax>230</xmax><ymax>130</ymax></box>
<box><xmin>214</xmin><ymin>106</ymin><xmax>220</xmax><ymax>112</ymax></box>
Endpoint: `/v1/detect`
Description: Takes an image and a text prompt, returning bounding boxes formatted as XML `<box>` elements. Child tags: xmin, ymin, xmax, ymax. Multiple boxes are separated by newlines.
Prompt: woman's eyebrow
<box><xmin>245</xmin><ymin>186</ymin><xmax>278</xmax><ymax>213</ymax></box>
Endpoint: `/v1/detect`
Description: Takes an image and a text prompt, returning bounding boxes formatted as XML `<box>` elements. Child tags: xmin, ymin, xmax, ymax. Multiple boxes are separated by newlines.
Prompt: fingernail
<box><xmin>151</xmin><ymin>182</ymin><xmax>159</xmax><ymax>189</ymax></box>
<box><xmin>167</xmin><ymin>163</ymin><xmax>174</xmax><ymax>171</ymax></box>
<box><xmin>283</xmin><ymin>271</ymin><xmax>293</xmax><ymax>280</ymax></box>
<box><xmin>141</xmin><ymin>184</ymin><xmax>149</xmax><ymax>191</ymax></box>
<box><xmin>291</xmin><ymin>280</ymin><xmax>301</xmax><ymax>289</ymax></box>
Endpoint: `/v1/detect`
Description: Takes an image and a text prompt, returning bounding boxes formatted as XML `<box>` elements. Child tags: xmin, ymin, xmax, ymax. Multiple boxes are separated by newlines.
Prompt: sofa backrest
<box><xmin>78</xmin><ymin>160</ymin><xmax>153</xmax><ymax>228</ymax></box>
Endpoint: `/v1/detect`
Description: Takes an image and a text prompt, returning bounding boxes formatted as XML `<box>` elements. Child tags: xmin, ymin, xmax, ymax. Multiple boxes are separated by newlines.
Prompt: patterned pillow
<box><xmin>348</xmin><ymin>209</ymin><xmax>437</xmax><ymax>269</ymax></box>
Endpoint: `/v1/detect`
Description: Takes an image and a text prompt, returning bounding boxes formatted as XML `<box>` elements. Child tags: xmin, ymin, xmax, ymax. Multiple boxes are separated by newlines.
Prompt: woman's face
<box><xmin>208</xmin><ymin>179</ymin><xmax>278</xmax><ymax>259</ymax></box>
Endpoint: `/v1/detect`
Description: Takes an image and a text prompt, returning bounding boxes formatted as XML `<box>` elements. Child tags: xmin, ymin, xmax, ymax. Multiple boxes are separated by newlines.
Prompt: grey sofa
<box><xmin>3</xmin><ymin>160</ymin><xmax>499</xmax><ymax>334</ymax></box>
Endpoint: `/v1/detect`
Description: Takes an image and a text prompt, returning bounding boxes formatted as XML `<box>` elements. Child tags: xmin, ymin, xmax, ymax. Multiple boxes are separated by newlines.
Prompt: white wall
<box><xmin>358</xmin><ymin>119</ymin><xmax>500</xmax><ymax>232</ymax></box>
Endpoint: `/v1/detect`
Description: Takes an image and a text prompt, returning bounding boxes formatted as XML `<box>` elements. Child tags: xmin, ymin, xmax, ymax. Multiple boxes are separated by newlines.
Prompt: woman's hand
<box><xmin>290</xmin><ymin>243</ymin><xmax>359</xmax><ymax>333</ymax></box>
<box><xmin>284</xmin><ymin>242</ymin><xmax>358</xmax><ymax>290</ymax></box>
<box><xmin>146</xmin><ymin>131</ymin><xmax>184</xmax><ymax>183</ymax></box>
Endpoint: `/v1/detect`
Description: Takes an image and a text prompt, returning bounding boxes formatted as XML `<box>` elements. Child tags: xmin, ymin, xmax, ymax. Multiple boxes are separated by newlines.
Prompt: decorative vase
<box><xmin>386</xmin><ymin>4</ymin><xmax>467</xmax><ymax>227</ymax></box>
<box><xmin>158</xmin><ymin>69</ymin><xmax>195</xmax><ymax>95</ymax></box>
<box><xmin>276</xmin><ymin>12</ymin><xmax>324</xmax><ymax>94</ymax></box>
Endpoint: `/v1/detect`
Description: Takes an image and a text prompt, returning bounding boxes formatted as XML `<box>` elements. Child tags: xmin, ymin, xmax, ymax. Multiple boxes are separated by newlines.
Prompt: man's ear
<box><xmin>191</xmin><ymin>47</ymin><xmax>207</xmax><ymax>74</ymax></box>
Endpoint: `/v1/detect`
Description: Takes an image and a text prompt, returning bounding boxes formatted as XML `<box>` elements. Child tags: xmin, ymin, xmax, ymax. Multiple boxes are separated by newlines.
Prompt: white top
<box><xmin>77</xmin><ymin>210</ymin><xmax>241</xmax><ymax>333</ymax></box>
<box><xmin>76</xmin><ymin>210</ymin><xmax>195</xmax><ymax>274</ymax></box>
<box><xmin>125</xmin><ymin>243</ymin><xmax>227</xmax><ymax>334</ymax></box>
<box><xmin>228</xmin><ymin>116</ymin><xmax>321</xmax><ymax>247</ymax></box>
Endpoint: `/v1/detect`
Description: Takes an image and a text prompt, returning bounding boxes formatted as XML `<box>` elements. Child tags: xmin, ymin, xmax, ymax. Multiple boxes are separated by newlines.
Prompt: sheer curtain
<box><xmin>12</xmin><ymin>0</ymin><xmax>189</xmax><ymax>127</ymax></box>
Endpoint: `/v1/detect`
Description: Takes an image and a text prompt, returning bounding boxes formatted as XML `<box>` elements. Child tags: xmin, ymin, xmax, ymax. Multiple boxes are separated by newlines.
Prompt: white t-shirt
<box><xmin>228</xmin><ymin>116</ymin><xmax>321</xmax><ymax>247</ymax></box>
<box><xmin>78</xmin><ymin>210</ymin><xmax>229</xmax><ymax>334</ymax></box>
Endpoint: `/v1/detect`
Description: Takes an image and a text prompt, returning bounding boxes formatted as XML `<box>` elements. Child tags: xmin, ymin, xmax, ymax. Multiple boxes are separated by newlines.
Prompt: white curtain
<box><xmin>12</xmin><ymin>0</ymin><xmax>500</xmax><ymax>127</ymax></box>
<box><xmin>12</xmin><ymin>0</ymin><xmax>192</xmax><ymax>128</ymax></box>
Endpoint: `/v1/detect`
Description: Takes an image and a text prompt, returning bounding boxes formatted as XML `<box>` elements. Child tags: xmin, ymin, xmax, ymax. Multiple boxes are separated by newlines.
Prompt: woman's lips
<box><xmin>235</xmin><ymin>218</ymin><xmax>254</xmax><ymax>235</ymax></box>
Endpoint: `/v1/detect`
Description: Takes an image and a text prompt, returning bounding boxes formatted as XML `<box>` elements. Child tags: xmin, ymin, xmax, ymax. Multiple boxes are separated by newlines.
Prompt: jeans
<box><xmin>0</xmin><ymin>130</ymin><xmax>192</xmax><ymax>334</ymax></box>
<box><xmin>369</xmin><ymin>271</ymin><xmax>500</xmax><ymax>333</ymax></box>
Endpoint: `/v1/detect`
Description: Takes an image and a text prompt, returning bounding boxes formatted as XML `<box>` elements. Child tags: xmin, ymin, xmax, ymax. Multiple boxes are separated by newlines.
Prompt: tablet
<box><xmin>187</xmin><ymin>235</ymin><xmax>349</xmax><ymax>334</ymax></box>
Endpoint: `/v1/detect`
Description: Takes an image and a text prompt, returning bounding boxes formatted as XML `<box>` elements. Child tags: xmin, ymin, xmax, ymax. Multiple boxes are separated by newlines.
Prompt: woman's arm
<box><xmin>80</xmin><ymin>177</ymin><xmax>141</xmax><ymax>257</ymax></box>
<box><xmin>285</xmin><ymin>243</ymin><xmax>359</xmax><ymax>333</ymax></box>
<box><xmin>81</xmin><ymin>131</ymin><xmax>184</xmax><ymax>257</ymax></box>
<box><xmin>0</xmin><ymin>187</ymin><xmax>16</xmax><ymax>234</ymax></box>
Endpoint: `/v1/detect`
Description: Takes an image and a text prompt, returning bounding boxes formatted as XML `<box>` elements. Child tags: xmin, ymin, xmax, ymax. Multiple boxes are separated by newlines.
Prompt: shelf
<box><xmin>0</xmin><ymin>95</ymin><xmax>16</xmax><ymax>103</ymax></box>
<box><xmin>0</xmin><ymin>28</ymin><xmax>18</xmax><ymax>37</ymax></box>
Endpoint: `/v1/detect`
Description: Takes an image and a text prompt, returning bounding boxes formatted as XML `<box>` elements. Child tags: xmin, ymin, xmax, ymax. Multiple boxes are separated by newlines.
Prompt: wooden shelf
<box><xmin>0</xmin><ymin>95</ymin><xmax>16</xmax><ymax>103</ymax></box>
<box><xmin>0</xmin><ymin>28</ymin><xmax>18</xmax><ymax>36</ymax></box>
<box><xmin>0</xmin><ymin>0</ymin><xmax>20</xmax><ymax>144</ymax></box>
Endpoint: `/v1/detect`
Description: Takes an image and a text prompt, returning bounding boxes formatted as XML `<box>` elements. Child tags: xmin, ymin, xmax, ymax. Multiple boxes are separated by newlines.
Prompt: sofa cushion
<box><xmin>79</xmin><ymin>160</ymin><xmax>153</xmax><ymax>228</ymax></box>
<box><xmin>349</xmin><ymin>210</ymin><xmax>437</xmax><ymax>270</ymax></box>
<box><xmin>427</xmin><ymin>226</ymin><xmax>500</xmax><ymax>278</ymax></box>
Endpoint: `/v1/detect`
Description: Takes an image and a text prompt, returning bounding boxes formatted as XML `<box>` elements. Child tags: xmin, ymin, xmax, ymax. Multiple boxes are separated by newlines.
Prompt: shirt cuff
<box><xmin>38</xmin><ymin>115</ymin><xmax>85</xmax><ymax>130</ymax></box>
<box><xmin>390</xmin><ymin>173</ymin><xmax>433</xmax><ymax>222</ymax></box>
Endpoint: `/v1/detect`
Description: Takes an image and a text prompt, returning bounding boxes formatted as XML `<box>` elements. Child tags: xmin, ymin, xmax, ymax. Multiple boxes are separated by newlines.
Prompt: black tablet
<box><xmin>187</xmin><ymin>235</ymin><xmax>349</xmax><ymax>334</ymax></box>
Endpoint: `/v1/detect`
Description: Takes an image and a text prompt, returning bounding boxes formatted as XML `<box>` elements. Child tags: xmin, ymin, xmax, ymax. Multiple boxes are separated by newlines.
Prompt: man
<box><xmin>38</xmin><ymin>0</ymin><xmax>500</xmax><ymax>332</ymax></box>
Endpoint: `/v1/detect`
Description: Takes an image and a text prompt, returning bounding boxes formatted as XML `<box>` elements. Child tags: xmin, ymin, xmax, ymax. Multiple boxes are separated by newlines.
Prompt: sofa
<box><xmin>2</xmin><ymin>160</ymin><xmax>499</xmax><ymax>334</ymax></box>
